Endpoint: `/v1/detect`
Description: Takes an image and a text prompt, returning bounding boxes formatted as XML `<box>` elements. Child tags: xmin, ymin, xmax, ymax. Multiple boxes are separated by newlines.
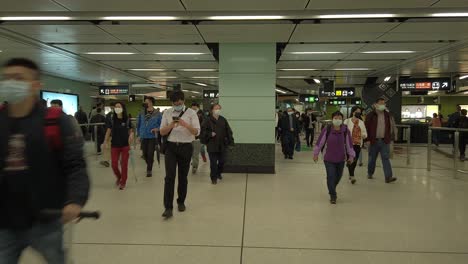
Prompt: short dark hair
<box><xmin>376</xmin><ymin>97</ymin><xmax>386</xmax><ymax>103</ymax></box>
<box><xmin>170</xmin><ymin>91</ymin><xmax>185</xmax><ymax>102</ymax></box>
<box><xmin>350</xmin><ymin>106</ymin><xmax>362</xmax><ymax>117</ymax></box>
<box><xmin>50</xmin><ymin>99</ymin><xmax>63</xmax><ymax>107</ymax></box>
<box><xmin>210</xmin><ymin>103</ymin><xmax>221</xmax><ymax>111</ymax></box>
<box><xmin>110</xmin><ymin>102</ymin><xmax>116</xmax><ymax>107</ymax></box>
<box><xmin>192</xmin><ymin>102</ymin><xmax>200</xmax><ymax>107</ymax></box>
<box><xmin>331</xmin><ymin>111</ymin><xmax>344</xmax><ymax>119</ymax></box>
<box><xmin>145</xmin><ymin>96</ymin><xmax>155</xmax><ymax>104</ymax></box>
<box><xmin>462</xmin><ymin>109</ymin><xmax>467</xmax><ymax>116</ymax></box>
<box><xmin>3</xmin><ymin>58</ymin><xmax>40</xmax><ymax>79</ymax></box>
<box><xmin>97</xmin><ymin>107</ymin><xmax>102</xmax><ymax>113</ymax></box>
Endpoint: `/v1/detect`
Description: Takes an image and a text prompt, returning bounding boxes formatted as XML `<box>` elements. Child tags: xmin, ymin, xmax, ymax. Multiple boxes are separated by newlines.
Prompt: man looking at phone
<box><xmin>159</xmin><ymin>91</ymin><xmax>200</xmax><ymax>219</ymax></box>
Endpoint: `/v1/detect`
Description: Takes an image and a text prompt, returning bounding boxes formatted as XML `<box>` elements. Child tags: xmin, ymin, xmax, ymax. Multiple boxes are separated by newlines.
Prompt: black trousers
<box><xmin>347</xmin><ymin>145</ymin><xmax>361</xmax><ymax>177</ymax></box>
<box><xmin>281</xmin><ymin>132</ymin><xmax>295</xmax><ymax>157</ymax></box>
<box><xmin>164</xmin><ymin>142</ymin><xmax>193</xmax><ymax>209</ymax></box>
<box><xmin>141</xmin><ymin>138</ymin><xmax>156</xmax><ymax>172</ymax></box>
<box><xmin>96</xmin><ymin>133</ymin><xmax>105</xmax><ymax>153</ymax></box>
<box><xmin>208</xmin><ymin>151</ymin><xmax>226</xmax><ymax>180</ymax></box>
<box><xmin>460</xmin><ymin>133</ymin><xmax>467</xmax><ymax>157</ymax></box>
<box><xmin>305</xmin><ymin>128</ymin><xmax>314</xmax><ymax>147</ymax></box>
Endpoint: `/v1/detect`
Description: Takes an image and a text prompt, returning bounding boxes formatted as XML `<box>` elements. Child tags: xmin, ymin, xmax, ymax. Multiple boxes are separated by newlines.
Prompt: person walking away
<box><xmin>75</xmin><ymin>106</ymin><xmax>88</xmax><ymax>137</ymax></box>
<box><xmin>200</xmin><ymin>104</ymin><xmax>234</xmax><ymax>184</ymax></box>
<box><xmin>456</xmin><ymin>109</ymin><xmax>468</xmax><ymax>161</ymax></box>
<box><xmin>190</xmin><ymin>102</ymin><xmax>206</xmax><ymax>173</ymax></box>
<box><xmin>304</xmin><ymin>109</ymin><xmax>317</xmax><ymax>147</ymax></box>
<box><xmin>100</xmin><ymin>102</ymin><xmax>115</xmax><ymax>167</ymax></box>
<box><xmin>0</xmin><ymin>58</ymin><xmax>90</xmax><ymax>263</ymax></box>
<box><xmin>89</xmin><ymin>107</ymin><xmax>107</xmax><ymax>154</ymax></box>
<box><xmin>429</xmin><ymin>113</ymin><xmax>442</xmax><ymax>146</ymax></box>
<box><xmin>313</xmin><ymin>111</ymin><xmax>355</xmax><ymax>204</ymax></box>
<box><xmin>279</xmin><ymin>108</ymin><xmax>299</xmax><ymax>159</ymax></box>
<box><xmin>365</xmin><ymin>98</ymin><xmax>397</xmax><ymax>183</ymax></box>
<box><xmin>137</xmin><ymin>97</ymin><xmax>161</xmax><ymax>177</ymax></box>
<box><xmin>159</xmin><ymin>91</ymin><xmax>200</xmax><ymax>219</ymax></box>
<box><xmin>103</xmin><ymin>102</ymin><xmax>134</xmax><ymax>190</ymax></box>
<box><xmin>448</xmin><ymin>105</ymin><xmax>462</xmax><ymax>152</ymax></box>
<box><xmin>344</xmin><ymin>106</ymin><xmax>367</xmax><ymax>184</ymax></box>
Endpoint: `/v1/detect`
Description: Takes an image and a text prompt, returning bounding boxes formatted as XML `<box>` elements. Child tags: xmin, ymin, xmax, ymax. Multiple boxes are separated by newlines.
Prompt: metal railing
<box><xmin>395</xmin><ymin>124</ymin><xmax>411</xmax><ymax>166</ymax></box>
<box><xmin>427</xmin><ymin>127</ymin><xmax>468</xmax><ymax>178</ymax></box>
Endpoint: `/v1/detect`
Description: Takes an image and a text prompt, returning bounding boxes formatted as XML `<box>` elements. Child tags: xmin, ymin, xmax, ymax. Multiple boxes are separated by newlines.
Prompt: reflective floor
<box><xmin>21</xmin><ymin>142</ymin><xmax>468</xmax><ymax>264</ymax></box>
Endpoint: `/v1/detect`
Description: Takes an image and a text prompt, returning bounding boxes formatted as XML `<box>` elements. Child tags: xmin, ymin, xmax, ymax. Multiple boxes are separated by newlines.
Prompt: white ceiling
<box><xmin>1</xmin><ymin>2</ymin><xmax>468</xmax><ymax>94</ymax></box>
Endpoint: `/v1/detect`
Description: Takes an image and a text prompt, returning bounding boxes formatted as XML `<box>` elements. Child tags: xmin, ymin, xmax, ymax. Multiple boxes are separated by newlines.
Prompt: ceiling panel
<box><xmin>54</xmin><ymin>44</ymin><xmax>137</xmax><ymax>53</ymax></box>
<box><xmin>0</xmin><ymin>0</ymin><xmax>67</xmax><ymax>11</ymax></box>
<box><xmin>306</xmin><ymin>0</ymin><xmax>435</xmax><ymax>9</ymax></box>
<box><xmin>99</xmin><ymin>25</ymin><xmax>203</xmax><ymax>43</ymax></box>
<box><xmin>432</xmin><ymin>0</ymin><xmax>468</xmax><ymax>7</ymax></box>
<box><xmin>198</xmin><ymin>24</ymin><xmax>294</xmax><ymax>43</ymax></box>
<box><xmin>182</xmin><ymin>0</ymin><xmax>308</xmax><ymax>10</ymax></box>
<box><xmin>55</xmin><ymin>0</ymin><xmax>184</xmax><ymax>11</ymax></box>
<box><xmin>277</xmin><ymin>61</ymin><xmax>337</xmax><ymax>69</ymax></box>
<box><xmin>2</xmin><ymin>25</ymin><xmax>119</xmax><ymax>43</ymax></box>
<box><xmin>318</xmin><ymin>70</ymin><xmax>373</xmax><ymax>77</ymax></box>
<box><xmin>100</xmin><ymin>61</ymin><xmax>166</xmax><ymax>69</ymax></box>
<box><xmin>359</xmin><ymin>42</ymin><xmax>449</xmax><ymax>52</ymax></box>
<box><xmin>380</xmin><ymin>22</ymin><xmax>468</xmax><ymax>41</ymax></box>
<box><xmin>280</xmin><ymin>53</ymin><xmax>349</xmax><ymax>60</ymax></box>
<box><xmin>291</xmin><ymin>23</ymin><xmax>397</xmax><ymax>42</ymax></box>
<box><xmin>158</xmin><ymin>61</ymin><xmax>218</xmax><ymax>69</ymax></box>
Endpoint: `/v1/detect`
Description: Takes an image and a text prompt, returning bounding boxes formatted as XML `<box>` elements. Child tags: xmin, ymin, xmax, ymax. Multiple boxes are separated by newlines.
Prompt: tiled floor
<box><xmin>21</xmin><ymin>143</ymin><xmax>468</xmax><ymax>263</ymax></box>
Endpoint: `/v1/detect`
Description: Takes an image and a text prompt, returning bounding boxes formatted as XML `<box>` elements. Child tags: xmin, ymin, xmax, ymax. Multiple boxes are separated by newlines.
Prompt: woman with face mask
<box><xmin>313</xmin><ymin>111</ymin><xmax>355</xmax><ymax>204</ymax></box>
<box><xmin>103</xmin><ymin>102</ymin><xmax>134</xmax><ymax>190</ymax></box>
<box><xmin>200</xmin><ymin>104</ymin><xmax>234</xmax><ymax>185</ymax></box>
<box><xmin>343</xmin><ymin>106</ymin><xmax>368</xmax><ymax>184</ymax></box>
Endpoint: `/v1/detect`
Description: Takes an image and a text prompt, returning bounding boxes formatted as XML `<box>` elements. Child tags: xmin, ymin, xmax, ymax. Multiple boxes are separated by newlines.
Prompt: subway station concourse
<box><xmin>1</xmin><ymin>0</ymin><xmax>468</xmax><ymax>263</ymax></box>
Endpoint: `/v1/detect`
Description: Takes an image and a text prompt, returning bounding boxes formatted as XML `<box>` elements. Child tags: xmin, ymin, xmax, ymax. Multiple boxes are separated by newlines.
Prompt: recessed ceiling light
<box><xmin>182</xmin><ymin>90</ymin><xmax>201</xmax><ymax>94</ymax></box>
<box><xmin>149</xmin><ymin>76</ymin><xmax>178</xmax><ymax>79</ymax></box>
<box><xmin>128</xmin><ymin>69</ymin><xmax>165</xmax><ymax>71</ymax></box>
<box><xmin>332</xmin><ymin>68</ymin><xmax>371</xmax><ymax>71</ymax></box>
<box><xmin>319</xmin><ymin>14</ymin><xmax>395</xmax><ymax>19</ymax></box>
<box><xmin>209</xmin><ymin>16</ymin><xmax>285</xmax><ymax>20</ymax></box>
<box><xmin>384</xmin><ymin>76</ymin><xmax>391</xmax><ymax>82</ymax></box>
<box><xmin>195</xmin><ymin>82</ymin><xmax>208</xmax><ymax>87</ymax></box>
<box><xmin>156</xmin><ymin>52</ymin><xmax>205</xmax><ymax>55</ymax></box>
<box><xmin>289</xmin><ymin>52</ymin><xmax>343</xmax><ymax>54</ymax></box>
<box><xmin>432</xmin><ymin>13</ymin><xmax>468</xmax><ymax>17</ymax></box>
<box><xmin>179</xmin><ymin>69</ymin><xmax>216</xmax><ymax>72</ymax></box>
<box><xmin>103</xmin><ymin>16</ymin><xmax>177</xmax><ymax>20</ymax></box>
<box><xmin>361</xmin><ymin>51</ymin><xmax>416</xmax><ymax>54</ymax></box>
<box><xmin>85</xmin><ymin>52</ymin><xmax>135</xmax><ymax>55</ymax></box>
<box><xmin>277</xmin><ymin>76</ymin><xmax>307</xmax><ymax>79</ymax></box>
<box><xmin>0</xmin><ymin>16</ymin><xmax>71</xmax><ymax>21</ymax></box>
<box><xmin>459</xmin><ymin>75</ymin><xmax>468</xmax><ymax>80</ymax></box>
<box><xmin>313</xmin><ymin>79</ymin><xmax>321</xmax><ymax>84</ymax></box>
<box><xmin>192</xmin><ymin>76</ymin><xmax>218</xmax><ymax>79</ymax></box>
<box><xmin>275</xmin><ymin>89</ymin><xmax>287</xmax><ymax>94</ymax></box>
<box><xmin>279</xmin><ymin>69</ymin><xmax>317</xmax><ymax>71</ymax></box>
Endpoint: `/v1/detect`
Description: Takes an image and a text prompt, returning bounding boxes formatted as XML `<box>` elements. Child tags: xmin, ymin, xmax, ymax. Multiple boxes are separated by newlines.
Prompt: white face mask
<box><xmin>376</xmin><ymin>104</ymin><xmax>386</xmax><ymax>111</ymax></box>
<box><xmin>114</xmin><ymin>108</ymin><xmax>123</xmax><ymax>114</ymax></box>
<box><xmin>213</xmin><ymin>109</ymin><xmax>221</xmax><ymax>116</ymax></box>
<box><xmin>0</xmin><ymin>80</ymin><xmax>32</xmax><ymax>104</ymax></box>
<box><xmin>332</xmin><ymin>119</ymin><xmax>343</xmax><ymax>127</ymax></box>
<box><xmin>287</xmin><ymin>111</ymin><xmax>294</xmax><ymax>115</ymax></box>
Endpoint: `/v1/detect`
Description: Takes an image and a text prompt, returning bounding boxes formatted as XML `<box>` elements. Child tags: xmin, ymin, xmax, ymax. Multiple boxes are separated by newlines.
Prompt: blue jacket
<box><xmin>137</xmin><ymin>111</ymin><xmax>162</xmax><ymax>139</ymax></box>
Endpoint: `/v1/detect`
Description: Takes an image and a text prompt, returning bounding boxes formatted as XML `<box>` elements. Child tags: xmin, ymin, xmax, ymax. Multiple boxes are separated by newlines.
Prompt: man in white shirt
<box><xmin>159</xmin><ymin>91</ymin><xmax>200</xmax><ymax>219</ymax></box>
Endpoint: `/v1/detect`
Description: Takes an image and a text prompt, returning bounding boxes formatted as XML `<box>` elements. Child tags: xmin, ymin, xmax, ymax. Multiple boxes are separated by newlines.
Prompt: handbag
<box><xmin>160</xmin><ymin>110</ymin><xmax>185</xmax><ymax>154</ymax></box>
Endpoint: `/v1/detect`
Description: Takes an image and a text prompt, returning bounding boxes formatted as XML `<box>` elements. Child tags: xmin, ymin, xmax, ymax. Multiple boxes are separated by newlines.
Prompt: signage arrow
<box><xmin>349</xmin><ymin>91</ymin><xmax>354</xmax><ymax>95</ymax></box>
<box><xmin>442</xmin><ymin>82</ymin><xmax>448</xmax><ymax>88</ymax></box>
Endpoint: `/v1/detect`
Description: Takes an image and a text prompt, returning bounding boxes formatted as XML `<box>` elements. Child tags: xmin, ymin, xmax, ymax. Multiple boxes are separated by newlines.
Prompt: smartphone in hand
<box><xmin>172</xmin><ymin>116</ymin><xmax>180</xmax><ymax>122</ymax></box>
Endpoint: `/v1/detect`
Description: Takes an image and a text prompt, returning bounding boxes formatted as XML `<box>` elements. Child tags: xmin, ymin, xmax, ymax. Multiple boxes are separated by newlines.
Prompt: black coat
<box><xmin>278</xmin><ymin>114</ymin><xmax>300</xmax><ymax>135</ymax></box>
<box><xmin>200</xmin><ymin>115</ymin><xmax>234</xmax><ymax>153</ymax></box>
<box><xmin>303</xmin><ymin>114</ymin><xmax>317</xmax><ymax>130</ymax></box>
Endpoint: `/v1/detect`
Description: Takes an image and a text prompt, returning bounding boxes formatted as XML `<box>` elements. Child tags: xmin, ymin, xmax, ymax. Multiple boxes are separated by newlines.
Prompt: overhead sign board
<box><xmin>328</xmin><ymin>99</ymin><xmax>347</xmax><ymax>105</ymax></box>
<box><xmin>350</xmin><ymin>98</ymin><xmax>362</xmax><ymax>105</ymax></box>
<box><xmin>399</xmin><ymin>78</ymin><xmax>451</xmax><ymax>91</ymax></box>
<box><xmin>320</xmin><ymin>87</ymin><xmax>355</xmax><ymax>97</ymax></box>
<box><xmin>99</xmin><ymin>85</ymin><xmax>129</xmax><ymax>96</ymax></box>
<box><xmin>203</xmin><ymin>90</ymin><xmax>219</xmax><ymax>99</ymax></box>
<box><xmin>299</xmin><ymin>94</ymin><xmax>319</xmax><ymax>103</ymax></box>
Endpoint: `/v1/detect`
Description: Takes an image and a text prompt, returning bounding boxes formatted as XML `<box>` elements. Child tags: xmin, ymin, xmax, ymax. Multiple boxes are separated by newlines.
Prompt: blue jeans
<box><xmin>368</xmin><ymin>139</ymin><xmax>393</xmax><ymax>179</ymax></box>
<box><xmin>324</xmin><ymin>161</ymin><xmax>345</xmax><ymax>199</ymax></box>
<box><xmin>0</xmin><ymin>221</ymin><xmax>64</xmax><ymax>264</ymax></box>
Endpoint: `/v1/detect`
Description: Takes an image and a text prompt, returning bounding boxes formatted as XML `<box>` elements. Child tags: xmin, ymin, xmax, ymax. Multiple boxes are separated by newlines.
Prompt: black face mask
<box><xmin>355</xmin><ymin>112</ymin><xmax>362</xmax><ymax>118</ymax></box>
<box><xmin>142</xmin><ymin>103</ymin><xmax>148</xmax><ymax>109</ymax></box>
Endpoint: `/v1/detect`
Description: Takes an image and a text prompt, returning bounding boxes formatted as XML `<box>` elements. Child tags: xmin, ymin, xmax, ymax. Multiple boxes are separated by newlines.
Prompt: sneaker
<box><xmin>192</xmin><ymin>167</ymin><xmax>197</xmax><ymax>174</ymax></box>
<box><xmin>119</xmin><ymin>184</ymin><xmax>125</xmax><ymax>190</ymax></box>
<box><xmin>330</xmin><ymin>198</ymin><xmax>337</xmax><ymax>204</ymax></box>
<box><xmin>385</xmin><ymin>177</ymin><xmax>397</xmax><ymax>183</ymax></box>
<box><xmin>178</xmin><ymin>203</ymin><xmax>186</xmax><ymax>212</ymax></box>
<box><xmin>100</xmin><ymin>161</ymin><xmax>110</xmax><ymax>167</ymax></box>
<box><xmin>350</xmin><ymin>177</ymin><xmax>356</xmax><ymax>185</ymax></box>
<box><xmin>162</xmin><ymin>209</ymin><xmax>173</xmax><ymax>219</ymax></box>
<box><xmin>368</xmin><ymin>175</ymin><xmax>374</xmax><ymax>179</ymax></box>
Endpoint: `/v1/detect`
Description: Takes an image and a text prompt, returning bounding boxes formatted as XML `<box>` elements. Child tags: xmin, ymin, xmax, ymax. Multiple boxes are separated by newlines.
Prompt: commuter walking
<box><xmin>365</xmin><ymin>98</ymin><xmax>397</xmax><ymax>183</ymax></box>
<box><xmin>103</xmin><ymin>102</ymin><xmax>134</xmax><ymax>190</ymax></box>
<box><xmin>344</xmin><ymin>106</ymin><xmax>367</xmax><ymax>184</ymax></box>
<box><xmin>89</xmin><ymin>107</ymin><xmax>107</xmax><ymax>154</ymax></box>
<box><xmin>304</xmin><ymin>109</ymin><xmax>317</xmax><ymax>147</ymax></box>
<box><xmin>0</xmin><ymin>58</ymin><xmax>90</xmax><ymax>263</ymax></box>
<box><xmin>191</xmin><ymin>102</ymin><xmax>206</xmax><ymax>174</ymax></box>
<box><xmin>200</xmin><ymin>104</ymin><xmax>234</xmax><ymax>185</ymax></box>
<box><xmin>313</xmin><ymin>111</ymin><xmax>355</xmax><ymax>204</ymax></box>
<box><xmin>279</xmin><ymin>107</ymin><xmax>300</xmax><ymax>159</ymax></box>
<box><xmin>75</xmin><ymin>106</ymin><xmax>89</xmax><ymax>137</ymax></box>
<box><xmin>429</xmin><ymin>113</ymin><xmax>442</xmax><ymax>146</ymax></box>
<box><xmin>456</xmin><ymin>109</ymin><xmax>468</xmax><ymax>161</ymax></box>
<box><xmin>160</xmin><ymin>91</ymin><xmax>200</xmax><ymax>219</ymax></box>
<box><xmin>100</xmin><ymin>102</ymin><xmax>115</xmax><ymax>168</ymax></box>
<box><xmin>137</xmin><ymin>97</ymin><xmax>162</xmax><ymax>177</ymax></box>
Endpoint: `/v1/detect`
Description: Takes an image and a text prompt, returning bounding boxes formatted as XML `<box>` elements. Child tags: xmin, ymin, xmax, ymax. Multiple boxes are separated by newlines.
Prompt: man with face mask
<box><xmin>278</xmin><ymin>107</ymin><xmax>300</xmax><ymax>159</ymax></box>
<box><xmin>364</xmin><ymin>98</ymin><xmax>397</xmax><ymax>183</ymax></box>
<box><xmin>159</xmin><ymin>91</ymin><xmax>200</xmax><ymax>219</ymax></box>
<box><xmin>0</xmin><ymin>58</ymin><xmax>90</xmax><ymax>263</ymax></box>
<box><xmin>137</xmin><ymin>97</ymin><xmax>162</xmax><ymax>177</ymax></box>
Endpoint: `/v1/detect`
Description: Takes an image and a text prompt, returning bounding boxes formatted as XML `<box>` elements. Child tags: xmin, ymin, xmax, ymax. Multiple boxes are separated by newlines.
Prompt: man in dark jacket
<box><xmin>75</xmin><ymin>106</ymin><xmax>89</xmax><ymax>137</ymax></box>
<box><xmin>365</xmin><ymin>98</ymin><xmax>397</xmax><ymax>183</ymax></box>
<box><xmin>0</xmin><ymin>58</ymin><xmax>90</xmax><ymax>263</ymax></box>
<box><xmin>200</xmin><ymin>104</ymin><xmax>234</xmax><ymax>184</ymax></box>
<box><xmin>278</xmin><ymin>107</ymin><xmax>300</xmax><ymax>160</ymax></box>
<box><xmin>89</xmin><ymin>107</ymin><xmax>107</xmax><ymax>154</ymax></box>
<box><xmin>457</xmin><ymin>109</ymin><xmax>468</xmax><ymax>161</ymax></box>
<box><xmin>303</xmin><ymin>109</ymin><xmax>317</xmax><ymax>147</ymax></box>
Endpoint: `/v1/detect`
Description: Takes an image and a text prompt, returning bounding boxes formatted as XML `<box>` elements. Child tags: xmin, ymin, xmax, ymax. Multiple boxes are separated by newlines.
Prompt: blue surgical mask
<box><xmin>173</xmin><ymin>105</ymin><xmax>184</xmax><ymax>112</ymax></box>
<box><xmin>0</xmin><ymin>80</ymin><xmax>32</xmax><ymax>104</ymax></box>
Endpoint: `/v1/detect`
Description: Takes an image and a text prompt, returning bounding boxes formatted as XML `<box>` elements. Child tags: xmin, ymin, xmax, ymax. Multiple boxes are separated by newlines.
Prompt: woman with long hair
<box><xmin>344</xmin><ymin>106</ymin><xmax>368</xmax><ymax>184</ymax></box>
<box><xmin>103</xmin><ymin>102</ymin><xmax>134</xmax><ymax>190</ymax></box>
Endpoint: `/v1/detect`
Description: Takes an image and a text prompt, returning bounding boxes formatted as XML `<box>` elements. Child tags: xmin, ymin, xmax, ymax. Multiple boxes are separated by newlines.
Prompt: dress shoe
<box><xmin>162</xmin><ymin>209</ymin><xmax>173</xmax><ymax>219</ymax></box>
